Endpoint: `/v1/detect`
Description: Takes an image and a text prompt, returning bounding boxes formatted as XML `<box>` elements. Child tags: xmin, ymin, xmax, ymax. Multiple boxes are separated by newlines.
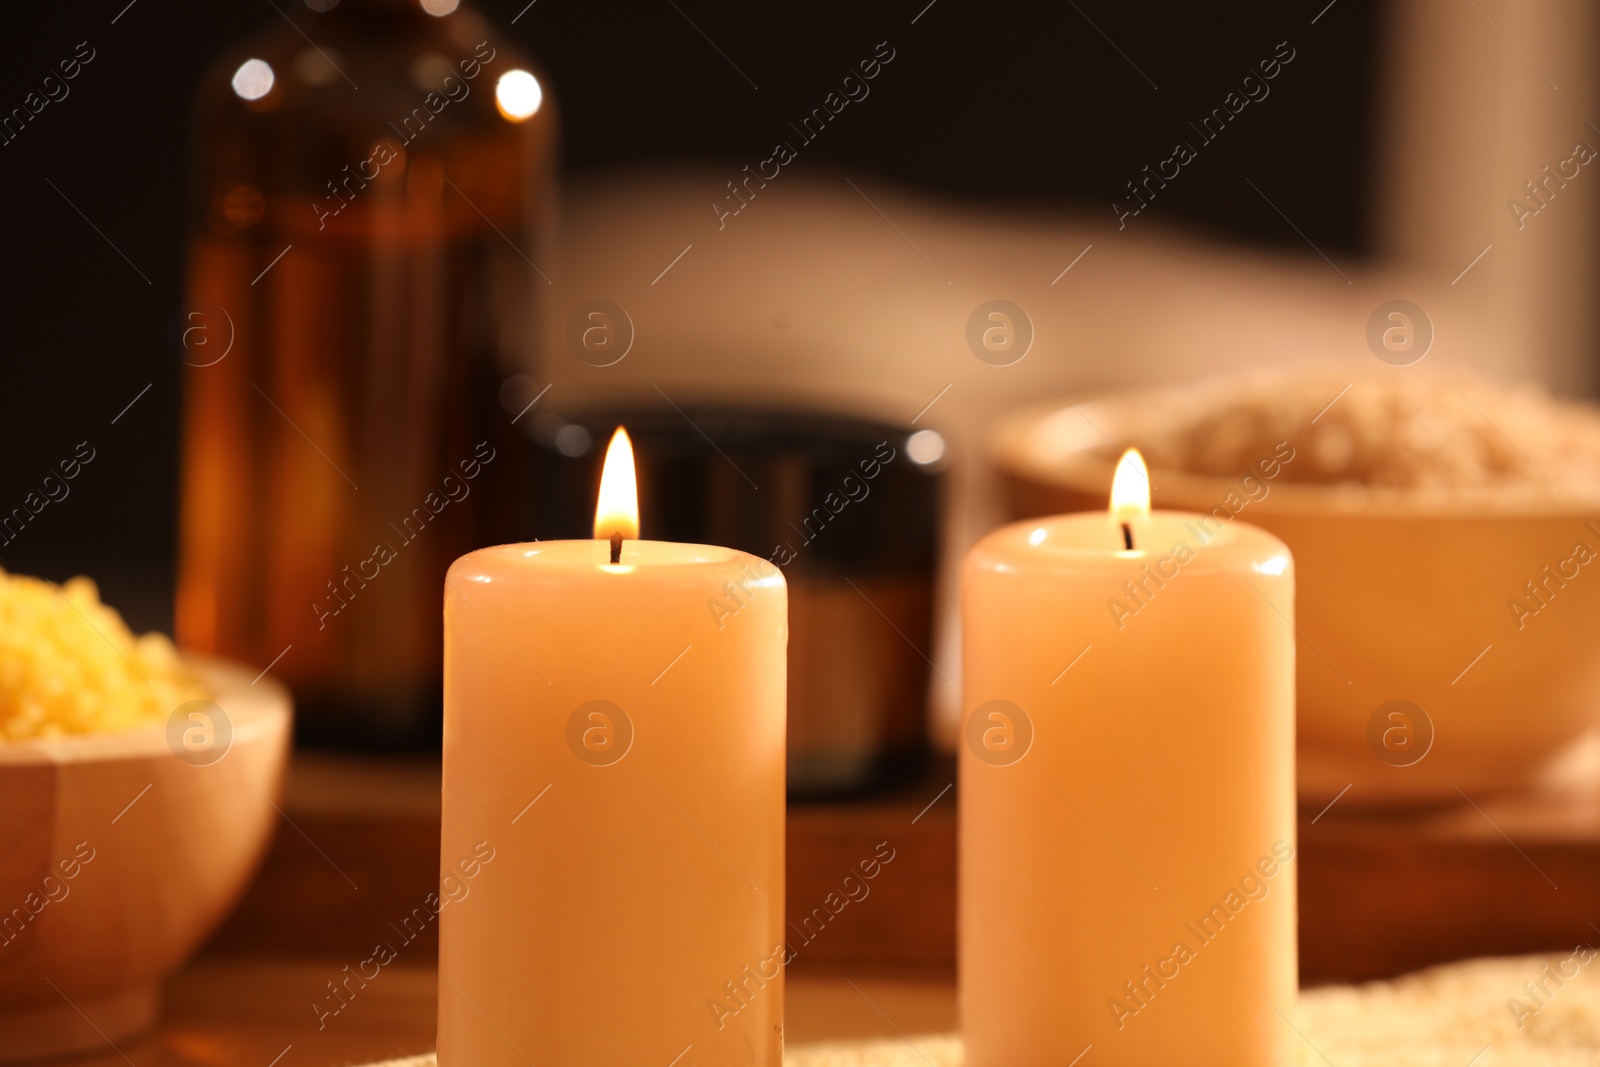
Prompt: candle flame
<box><xmin>1109</xmin><ymin>448</ymin><xmax>1151</xmax><ymax>521</ymax></box>
<box><xmin>594</xmin><ymin>427</ymin><xmax>639</xmax><ymax>541</ymax></box>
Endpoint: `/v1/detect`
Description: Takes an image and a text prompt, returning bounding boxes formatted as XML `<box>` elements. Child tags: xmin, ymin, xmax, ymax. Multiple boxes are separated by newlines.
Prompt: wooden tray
<box><xmin>210</xmin><ymin>748</ymin><xmax>1600</xmax><ymax>982</ymax></box>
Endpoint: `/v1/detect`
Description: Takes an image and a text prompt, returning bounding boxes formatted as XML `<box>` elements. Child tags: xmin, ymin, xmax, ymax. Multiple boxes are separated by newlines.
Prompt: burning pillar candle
<box><xmin>439</xmin><ymin>428</ymin><xmax>787</xmax><ymax>1066</ymax></box>
<box><xmin>960</xmin><ymin>450</ymin><xmax>1297</xmax><ymax>1067</ymax></box>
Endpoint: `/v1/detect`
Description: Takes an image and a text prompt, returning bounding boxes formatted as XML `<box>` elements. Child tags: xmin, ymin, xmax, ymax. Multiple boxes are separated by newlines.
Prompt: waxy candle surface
<box><xmin>439</xmin><ymin>539</ymin><xmax>786</xmax><ymax>1066</ymax></box>
<box><xmin>961</xmin><ymin>510</ymin><xmax>1296</xmax><ymax>1067</ymax></box>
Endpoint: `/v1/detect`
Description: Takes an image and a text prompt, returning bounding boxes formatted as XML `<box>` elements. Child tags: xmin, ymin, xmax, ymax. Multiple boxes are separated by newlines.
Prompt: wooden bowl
<box><xmin>992</xmin><ymin>391</ymin><xmax>1600</xmax><ymax>806</ymax></box>
<box><xmin>0</xmin><ymin>656</ymin><xmax>291</xmax><ymax>1061</ymax></box>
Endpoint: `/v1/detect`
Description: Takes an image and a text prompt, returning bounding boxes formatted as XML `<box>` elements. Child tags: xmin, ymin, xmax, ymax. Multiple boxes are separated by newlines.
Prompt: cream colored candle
<box><xmin>961</xmin><ymin>451</ymin><xmax>1296</xmax><ymax>1067</ymax></box>
<box><xmin>439</xmin><ymin>429</ymin><xmax>787</xmax><ymax>1066</ymax></box>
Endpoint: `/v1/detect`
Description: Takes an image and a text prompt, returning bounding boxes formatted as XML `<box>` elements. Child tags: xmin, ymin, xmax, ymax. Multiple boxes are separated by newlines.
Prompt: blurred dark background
<box><xmin>0</xmin><ymin>0</ymin><xmax>1376</xmax><ymax>627</ymax></box>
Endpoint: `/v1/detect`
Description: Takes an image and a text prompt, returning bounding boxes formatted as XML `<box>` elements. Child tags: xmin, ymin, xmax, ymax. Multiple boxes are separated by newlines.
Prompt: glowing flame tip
<box><xmin>1110</xmin><ymin>448</ymin><xmax>1151</xmax><ymax>520</ymax></box>
<box><xmin>594</xmin><ymin>427</ymin><xmax>639</xmax><ymax>542</ymax></box>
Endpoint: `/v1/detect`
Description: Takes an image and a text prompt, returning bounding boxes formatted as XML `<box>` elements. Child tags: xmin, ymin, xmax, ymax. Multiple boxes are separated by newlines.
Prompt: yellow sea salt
<box><xmin>0</xmin><ymin>571</ymin><xmax>207</xmax><ymax>741</ymax></box>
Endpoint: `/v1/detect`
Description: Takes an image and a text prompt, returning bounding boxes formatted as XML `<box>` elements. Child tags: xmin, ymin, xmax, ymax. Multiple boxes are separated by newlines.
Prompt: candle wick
<box><xmin>1121</xmin><ymin>522</ymin><xmax>1134</xmax><ymax>551</ymax></box>
<box><xmin>610</xmin><ymin>532</ymin><xmax>623</xmax><ymax>565</ymax></box>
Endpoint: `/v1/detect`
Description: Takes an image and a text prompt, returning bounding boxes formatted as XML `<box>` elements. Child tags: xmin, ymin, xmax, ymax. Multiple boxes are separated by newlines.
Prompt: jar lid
<box><xmin>509</xmin><ymin>405</ymin><xmax>944</xmax><ymax>574</ymax></box>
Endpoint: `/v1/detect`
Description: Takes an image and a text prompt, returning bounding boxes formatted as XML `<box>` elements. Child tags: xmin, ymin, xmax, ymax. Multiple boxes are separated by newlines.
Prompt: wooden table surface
<box><xmin>59</xmin><ymin>957</ymin><xmax>957</xmax><ymax>1067</ymax></box>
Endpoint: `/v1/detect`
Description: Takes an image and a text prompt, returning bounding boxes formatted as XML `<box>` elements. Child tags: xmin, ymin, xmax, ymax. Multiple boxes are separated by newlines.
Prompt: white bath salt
<box><xmin>1122</xmin><ymin>372</ymin><xmax>1600</xmax><ymax>497</ymax></box>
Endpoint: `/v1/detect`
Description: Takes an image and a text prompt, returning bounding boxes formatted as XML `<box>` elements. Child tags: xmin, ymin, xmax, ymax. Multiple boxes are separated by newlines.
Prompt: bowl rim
<box><xmin>992</xmin><ymin>386</ymin><xmax>1600</xmax><ymax>520</ymax></box>
<box><xmin>0</xmin><ymin>654</ymin><xmax>291</xmax><ymax>765</ymax></box>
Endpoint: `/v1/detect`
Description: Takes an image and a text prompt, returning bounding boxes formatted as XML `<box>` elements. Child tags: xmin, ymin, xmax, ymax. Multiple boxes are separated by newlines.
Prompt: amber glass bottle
<box><xmin>178</xmin><ymin>0</ymin><xmax>555</xmax><ymax>746</ymax></box>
